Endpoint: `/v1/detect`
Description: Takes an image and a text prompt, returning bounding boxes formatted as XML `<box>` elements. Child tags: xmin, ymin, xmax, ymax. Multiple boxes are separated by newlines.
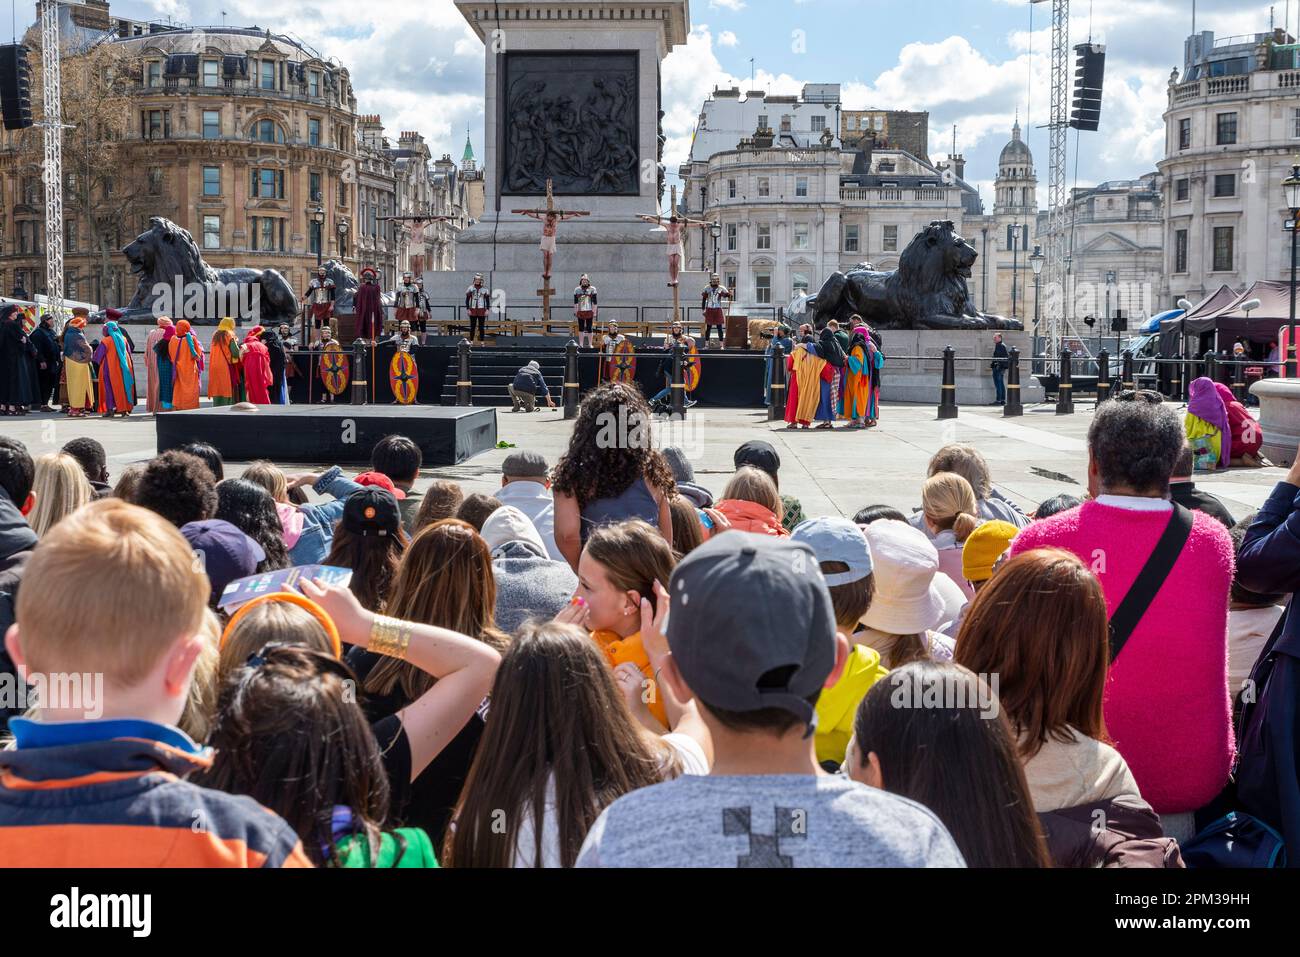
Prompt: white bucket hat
<box><xmin>860</xmin><ymin>520</ymin><xmax>948</xmax><ymax>635</ymax></box>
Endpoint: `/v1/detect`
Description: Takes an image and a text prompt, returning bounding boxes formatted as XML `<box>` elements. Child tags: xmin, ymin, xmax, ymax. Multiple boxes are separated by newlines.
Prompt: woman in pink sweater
<box><xmin>1010</xmin><ymin>398</ymin><xmax>1234</xmax><ymax>829</ymax></box>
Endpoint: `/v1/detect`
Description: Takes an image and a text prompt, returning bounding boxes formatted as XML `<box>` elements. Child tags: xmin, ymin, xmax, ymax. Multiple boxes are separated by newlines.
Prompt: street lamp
<box><xmin>1010</xmin><ymin>223</ymin><xmax>1022</xmax><ymax>322</ymax></box>
<box><xmin>710</xmin><ymin>221</ymin><xmax>722</xmax><ymax>277</ymax></box>
<box><xmin>1029</xmin><ymin>244</ymin><xmax>1044</xmax><ymax>340</ymax></box>
<box><xmin>1283</xmin><ymin>161</ymin><xmax>1300</xmax><ymax>331</ymax></box>
<box><xmin>1105</xmin><ymin>269</ymin><xmax>1119</xmax><ymax>360</ymax></box>
<box><xmin>311</xmin><ymin>204</ymin><xmax>325</xmax><ymax>267</ymax></box>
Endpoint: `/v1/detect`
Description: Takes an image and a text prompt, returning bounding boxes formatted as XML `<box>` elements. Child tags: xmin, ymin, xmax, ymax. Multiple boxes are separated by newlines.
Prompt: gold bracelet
<box><xmin>368</xmin><ymin>615</ymin><xmax>411</xmax><ymax>660</ymax></box>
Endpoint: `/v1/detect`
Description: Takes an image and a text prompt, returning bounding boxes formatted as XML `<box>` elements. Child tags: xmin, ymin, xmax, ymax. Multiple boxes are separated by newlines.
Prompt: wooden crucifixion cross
<box><xmin>636</xmin><ymin>185</ymin><xmax>713</xmax><ymax>323</ymax></box>
<box><xmin>512</xmin><ymin>179</ymin><xmax>590</xmax><ymax>329</ymax></box>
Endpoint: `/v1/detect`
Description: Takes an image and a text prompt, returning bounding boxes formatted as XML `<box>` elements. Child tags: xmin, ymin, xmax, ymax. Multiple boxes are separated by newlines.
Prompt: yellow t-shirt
<box><xmin>814</xmin><ymin>644</ymin><xmax>890</xmax><ymax>766</ymax></box>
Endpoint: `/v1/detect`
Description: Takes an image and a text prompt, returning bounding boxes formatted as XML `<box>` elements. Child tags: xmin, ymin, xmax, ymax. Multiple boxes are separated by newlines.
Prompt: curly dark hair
<box><xmin>135</xmin><ymin>450</ymin><xmax>218</xmax><ymax>528</ymax></box>
<box><xmin>215</xmin><ymin>478</ymin><xmax>290</xmax><ymax>572</ymax></box>
<box><xmin>1088</xmin><ymin>401</ymin><xmax>1183</xmax><ymax>495</ymax></box>
<box><xmin>550</xmin><ymin>382</ymin><xmax>676</xmax><ymax>508</ymax></box>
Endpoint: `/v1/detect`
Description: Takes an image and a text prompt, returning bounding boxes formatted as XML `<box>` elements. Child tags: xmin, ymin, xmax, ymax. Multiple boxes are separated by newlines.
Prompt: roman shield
<box><xmin>389</xmin><ymin>350</ymin><xmax>419</xmax><ymax>404</ymax></box>
<box><xmin>320</xmin><ymin>342</ymin><xmax>350</xmax><ymax>396</ymax></box>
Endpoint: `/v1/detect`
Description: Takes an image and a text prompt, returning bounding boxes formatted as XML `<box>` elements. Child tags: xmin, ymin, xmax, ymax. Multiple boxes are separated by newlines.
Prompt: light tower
<box><xmin>39</xmin><ymin>0</ymin><xmax>69</xmax><ymax>325</ymax></box>
<box><xmin>1031</xmin><ymin>0</ymin><xmax>1069</xmax><ymax>359</ymax></box>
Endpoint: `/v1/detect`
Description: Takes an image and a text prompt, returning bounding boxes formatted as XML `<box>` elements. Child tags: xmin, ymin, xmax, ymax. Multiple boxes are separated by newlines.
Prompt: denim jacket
<box><xmin>288</xmin><ymin>465</ymin><xmax>364</xmax><ymax>565</ymax></box>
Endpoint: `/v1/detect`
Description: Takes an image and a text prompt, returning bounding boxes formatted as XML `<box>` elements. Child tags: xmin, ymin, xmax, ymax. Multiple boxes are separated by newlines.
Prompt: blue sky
<box><xmin>108</xmin><ymin>0</ymin><xmax>1276</xmax><ymax>208</ymax></box>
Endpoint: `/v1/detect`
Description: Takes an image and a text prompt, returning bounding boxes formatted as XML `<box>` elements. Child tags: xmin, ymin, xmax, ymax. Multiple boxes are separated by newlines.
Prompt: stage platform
<box><xmin>156</xmin><ymin>405</ymin><xmax>498</xmax><ymax>466</ymax></box>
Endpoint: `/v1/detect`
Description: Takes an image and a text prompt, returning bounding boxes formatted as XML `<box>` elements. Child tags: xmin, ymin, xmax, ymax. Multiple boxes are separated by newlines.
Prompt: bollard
<box><xmin>1232</xmin><ymin>357</ymin><xmax>1246</xmax><ymax>403</ymax></box>
<box><xmin>1170</xmin><ymin>350</ymin><xmax>1182</xmax><ymax>401</ymax></box>
<box><xmin>351</xmin><ymin>338</ymin><xmax>369</xmax><ymax>405</ymax></box>
<box><xmin>768</xmin><ymin>341</ymin><xmax>786</xmax><ymax>421</ymax></box>
<box><xmin>1096</xmin><ymin>349</ymin><xmax>1110</xmax><ymax>404</ymax></box>
<box><xmin>1003</xmin><ymin>346</ymin><xmax>1023</xmax><ymax>417</ymax></box>
<box><xmin>1121</xmin><ymin>349</ymin><xmax>1134</xmax><ymax>392</ymax></box>
<box><xmin>1203</xmin><ymin>350</ymin><xmax>1216</xmax><ymax>387</ymax></box>
<box><xmin>671</xmin><ymin>342</ymin><xmax>686</xmax><ymax>417</ymax></box>
<box><xmin>937</xmin><ymin>344</ymin><xmax>958</xmax><ymax>419</ymax></box>
<box><xmin>1056</xmin><ymin>348</ymin><xmax>1074</xmax><ymax>415</ymax></box>
<box><xmin>455</xmin><ymin>338</ymin><xmax>472</xmax><ymax>407</ymax></box>
<box><xmin>563</xmin><ymin>339</ymin><xmax>579</xmax><ymax>420</ymax></box>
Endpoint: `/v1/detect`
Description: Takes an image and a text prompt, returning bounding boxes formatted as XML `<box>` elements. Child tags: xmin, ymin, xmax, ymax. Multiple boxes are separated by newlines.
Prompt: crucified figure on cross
<box><xmin>636</xmin><ymin>185</ymin><xmax>711</xmax><ymax>289</ymax></box>
<box><xmin>512</xmin><ymin>179</ymin><xmax>590</xmax><ymax>280</ymax></box>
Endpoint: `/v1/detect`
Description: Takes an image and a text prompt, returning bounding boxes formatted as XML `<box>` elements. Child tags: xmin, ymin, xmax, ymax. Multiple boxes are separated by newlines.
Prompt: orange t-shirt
<box><xmin>591</xmin><ymin>629</ymin><xmax>668</xmax><ymax>729</ymax></box>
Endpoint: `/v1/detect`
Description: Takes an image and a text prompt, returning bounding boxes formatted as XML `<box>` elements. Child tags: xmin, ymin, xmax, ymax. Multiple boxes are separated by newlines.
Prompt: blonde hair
<box><xmin>721</xmin><ymin>466</ymin><xmax>783</xmax><ymax>523</ymax></box>
<box><xmin>16</xmin><ymin>499</ymin><xmax>208</xmax><ymax>686</ymax></box>
<box><xmin>217</xmin><ymin>601</ymin><xmax>336</xmax><ymax>685</ymax></box>
<box><xmin>28</xmin><ymin>452</ymin><xmax>92</xmax><ymax>538</ymax></box>
<box><xmin>922</xmin><ymin>472</ymin><xmax>980</xmax><ymax>543</ymax></box>
<box><xmin>241</xmin><ymin>460</ymin><xmax>288</xmax><ymax>504</ymax></box>
<box><xmin>179</xmin><ymin>609</ymin><xmax>221</xmax><ymax>743</ymax></box>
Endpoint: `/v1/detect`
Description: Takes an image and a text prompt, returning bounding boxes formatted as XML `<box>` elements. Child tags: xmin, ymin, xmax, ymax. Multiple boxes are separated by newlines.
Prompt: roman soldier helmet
<box><xmin>710</xmin><ymin>273</ymin><xmax>720</xmax><ymax>283</ymax></box>
<box><xmin>361</xmin><ymin>266</ymin><xmax>378</xmax><ymax>282</ymax></box>
<box><xmin>580</xmin><ymin>274</ymin><xmax>590</xmax><ymax>286</ymax></box>
<box><xmin>403</xmin><ymin>270</ymin><xmax>413</xmax><ymax>281</ymax></box>
<box><xmin>473</xmin><ymin>274</ymin><xmax>484</xmax><ymax>285</ymax></box>
<box><xmin>317</xmin><ymin>265</ymin><xmax>326</xmax><ymax>276</ymax></box>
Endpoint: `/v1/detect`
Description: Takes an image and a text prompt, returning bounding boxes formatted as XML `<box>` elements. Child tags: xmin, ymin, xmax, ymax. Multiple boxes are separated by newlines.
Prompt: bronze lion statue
<box><xmin>806</xmin><ymin>220</ymin><xmax>1021</xmax><ymax>331</ymax></box>
<box><xmin>121</xmin><ymin>217</ymin><xmax>299</xmax><ymax>323</ymax></box>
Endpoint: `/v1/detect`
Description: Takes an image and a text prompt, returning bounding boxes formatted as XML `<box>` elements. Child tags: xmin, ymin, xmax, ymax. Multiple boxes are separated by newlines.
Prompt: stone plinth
<box><xmin>875</xmin><ymin>330</ymin><xmax>1045</xmax><ymax>406</ymax></box>
<box><xmin>1251</xmin><ymin>377</ymin><xmax>1300</xmax><ymax>466</ymax></box>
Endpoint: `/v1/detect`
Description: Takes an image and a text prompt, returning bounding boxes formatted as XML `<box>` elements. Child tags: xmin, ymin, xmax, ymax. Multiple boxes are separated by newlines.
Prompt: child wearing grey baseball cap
<box><xmin>575</xmin><ymin>531</ymin><xmax>966</xmax><ymax>869</ymax></box>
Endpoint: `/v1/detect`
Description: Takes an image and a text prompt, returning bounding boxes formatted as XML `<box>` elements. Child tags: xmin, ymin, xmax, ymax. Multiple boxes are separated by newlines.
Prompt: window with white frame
<box><xmin>792</xmin><ymin>272</ymin><xmax>809</xmax><ymax>295</ymax></box>
<box><xmin>202</xmin><ymin>215</ymin><xmax>220</xmax><ymax>249</ymax></box>
<box><xmin>757</xmin><ymin>177</ymin><xmax>770</xmax><ymax>198</ymax></box>
<box><xmin>883</xmin><ymin>225</ymin><xmax>898</xmax><ymax>252</ymax></box>
<box><xmin>810</xmin><ymin>115</ymin><xmax>825</xmax><ymax>132</ymax></box>
<box><xmin>756</xmin><ymin>223</ymin><xmax>771</xmax><ymax>249</ymax></box>
<box><xmin>755</xmin><ymin>272</ymin><xmax>771</xmax><ymax>304</ymax></box>
<box><xmin>726</xmin><ymin>223</ymin><xmax>737</xmax><ymax>251</ymax></box>
<box><xmin>202</xmin><ymin>60</ymin><xmax>219</xmax><ymax>87</ymax></box>
<box><xmin>795</xmin><ymin>177</ymin><xmax>808</xmax><ymax>197</ymax></box>
<box><xmin>728</xmin><ymin>178</ymin><xmax>736</xmax><ymax>199</ymax></box>
<box><xmin>844</xmin><ymin>224</ymin><xmax>859</xmax><ymax>252</ymax></box>
<box><xmin>793</xmin><ymin>223</ymin><xmax>810</xmax><ymax>249</ymax></box>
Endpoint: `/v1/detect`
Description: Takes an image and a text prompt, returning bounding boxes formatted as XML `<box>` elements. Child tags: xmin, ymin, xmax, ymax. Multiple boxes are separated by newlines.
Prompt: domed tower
<box><xmin>994</xmin><ymin>119</ymin><xmax>1037</xmax><ymax>215</ymax></box>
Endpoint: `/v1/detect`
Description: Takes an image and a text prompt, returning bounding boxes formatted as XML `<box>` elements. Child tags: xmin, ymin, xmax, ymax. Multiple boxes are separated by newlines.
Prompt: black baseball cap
<box><xmin>342</xmin><ymin>488</ymin><xmax>402</xmax><ymax>537</ymax></box>
<box><xmin>733</xmin><ymin>440</ymin><xmax>781</xmax><ymax>480</ymax></box>
<box><xmin>666</xmin><ymin>532</ymin><xmax>836</xmax><ymax>731</ymax></box>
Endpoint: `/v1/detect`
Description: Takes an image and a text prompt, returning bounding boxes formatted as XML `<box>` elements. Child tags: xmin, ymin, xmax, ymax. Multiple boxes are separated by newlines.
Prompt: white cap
<box><xmin>860</xmin><ymin>520</ymin><xmax>948</xmax><ymax>635</ymax></box>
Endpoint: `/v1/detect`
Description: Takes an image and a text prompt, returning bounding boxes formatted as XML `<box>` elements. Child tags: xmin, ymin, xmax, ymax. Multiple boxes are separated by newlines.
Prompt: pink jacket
<box><xmin>1010</xmin><ymin>500</ymin><xmax>1235</xmax><ymax>814</ymax></box>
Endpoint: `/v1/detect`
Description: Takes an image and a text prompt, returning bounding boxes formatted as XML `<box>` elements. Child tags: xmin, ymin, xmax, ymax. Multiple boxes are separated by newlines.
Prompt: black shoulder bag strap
<box><xmin>1108</xmin><ymin>504</ymin><xmax>1195</xmax><ymax>663</ymax></box>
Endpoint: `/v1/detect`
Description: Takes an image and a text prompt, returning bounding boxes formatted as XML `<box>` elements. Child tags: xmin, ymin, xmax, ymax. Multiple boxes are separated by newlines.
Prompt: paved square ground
<box><xmin>0</xmin><ymin>398</ymin><xmax>1283</xmax><ymax>523</ymax></box>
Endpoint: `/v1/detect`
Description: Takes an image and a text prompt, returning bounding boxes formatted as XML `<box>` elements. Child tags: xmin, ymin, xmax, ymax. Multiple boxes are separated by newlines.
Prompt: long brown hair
<box><xmin>853</xmin><ymin>661</ymin><xmax>1051</xmax><ymax>868</ymax></box>
<box><xmin>953</xmin><ymin>548</ymin><xmax>1110</xmax><ymax>758</ymax></box>
<box><xmin>550</xmin><ymin>382</ymin><xmax>676</xmax><ymax>507</ymax></box>
<box><xmin>323</xmin><ymin>524</ymin><xmax>408</xmax><ymax>613</ymax></box>
<box><xmin>364</xmin><ymin>519</ymin><xmax>509</xmax><ymax>705</ymax></box>
<box><xmin>444</xmin><ymin>621</ymin><xmax>671</xmax><ymax>868</ymax></box>
<box><xmin>583</xmin><ymin>519</ymin><xmax>676</xmax><ymax>617</ymax></box>
<box><xmin>667</xmin><ymin>496</ymin><xmax>705</xmax><ymax>559</ymax></box>
<box><xmin>198</xmin><ymin>644</ymin><xmax>392</xmax><ymax>867</ymax></box>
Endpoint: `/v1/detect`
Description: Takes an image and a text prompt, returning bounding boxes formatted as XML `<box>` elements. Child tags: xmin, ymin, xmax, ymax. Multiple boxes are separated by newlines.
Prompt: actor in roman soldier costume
<box><xmin>573</xmin><ymin>275</ymin><xmax>598</xmax><ymax>349</ymax></box>
<box><xmin>354</xmin><ymin>266</ymin><xmax>385</xmax><ymax>343</ymax></box>
<box><xmin>701</xmin><ymin>273</ymin><xmax>731</xmax><ymax>349</ymax></box>
<box><xmin>303</xmin><ymin>266</ymin><xmax>336</xmax><ymax>345</ymax></box>
<box><xmin>414</xmin><ymin>276</ymin><xmax>431</xmax><ymax>343</ymax></box>
<box><xmin>390</xmin><ymin>319</ymin><xmax>417</xmax><ymax>353</ymax></box>
<box><xmin>599</xmin><ymin>320</ymin><xmax>627</xmax><ymax>383</ymax></box>
<box><xmin>465</xmin><ymin>274</ymin><xmax>490</xmax><ymax>345</ymax></box>
<box><xmin>394</xmin><ymin>271</ymin><xmax>422</xmax><ymax>341</ymax></box>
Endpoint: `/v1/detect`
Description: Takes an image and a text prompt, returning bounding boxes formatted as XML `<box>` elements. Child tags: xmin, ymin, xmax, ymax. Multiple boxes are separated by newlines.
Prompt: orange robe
<box><xmin>168</xmin><ymin>333</ymin><xmax>205</xmax><ymax>410</ymax></box>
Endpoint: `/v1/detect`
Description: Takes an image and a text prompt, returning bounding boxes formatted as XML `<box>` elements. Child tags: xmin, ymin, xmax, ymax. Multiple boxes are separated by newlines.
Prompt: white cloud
<box><xmin>709</xmin><ymin>0</ymin><xmax>746</xmax><ymax>10</ymax></box>
<box><xmin>718</xmin><ymin>30</ymin><xmax>740</xmax><ymax>48</ymax></box>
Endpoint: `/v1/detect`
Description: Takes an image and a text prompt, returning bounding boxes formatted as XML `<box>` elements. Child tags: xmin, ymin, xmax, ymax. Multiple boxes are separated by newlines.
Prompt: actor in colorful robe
<box><xmin>144</xmin><ymin>317</ymin><xmax>174</xmax><ymax>413</ymax></box>
<box><xmin>208</xmin><ymin>317</ymin><xmax>244</xmax><ymax>406</ymax></box>
<box><xmin>62</xmin><ymin>315</ymin><xmax>95</xmax><ymax>416</ymax></box>
<box><xmin>354</xmin><ymin>267</ymin><xmax>385</xmax><ymax>343</ymax></box>
<box><xmin>167</xmin><ymin>319</ymin><xmax>205</xmax><ymax>411</ymax></box>
<box><xmin>154</xmin><ymin>321</ymin><xmax>177</xmax><ymax>411</ymax></box>
<box><xmin>784</xmin><ymin>341</ymin><xmax>832</xmax><ymax>429</ymax></box>
<box><xmin>94</xmin><ymin>320</ymin><xmax>137</xmax><ymax>416</ymax></box>
<box><xmin>842</xmin><ymin>326</ymin><xmax>881</xmax><ymax>428</ymax></box>
<box><xmin>241</xmin><ymin>327</ymin><xmax>274</xmax><ymax>404</ymax></box>
<box><xmin>1185</xmin><ymin>376</ymin><xmax>1229</xmax><ymax>471</ymax></box>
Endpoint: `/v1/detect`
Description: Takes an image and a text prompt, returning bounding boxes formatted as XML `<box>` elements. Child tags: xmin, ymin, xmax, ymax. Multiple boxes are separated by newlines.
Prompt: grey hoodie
<box><xmin>0</xmin><ymin>492</ymin><xmax>37</xmax><ymax>731</ymax></box>
<box><xmin>483</xmin><ymin>506</ymin><xmax>578</xmax><ymax>634</ymax></box>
